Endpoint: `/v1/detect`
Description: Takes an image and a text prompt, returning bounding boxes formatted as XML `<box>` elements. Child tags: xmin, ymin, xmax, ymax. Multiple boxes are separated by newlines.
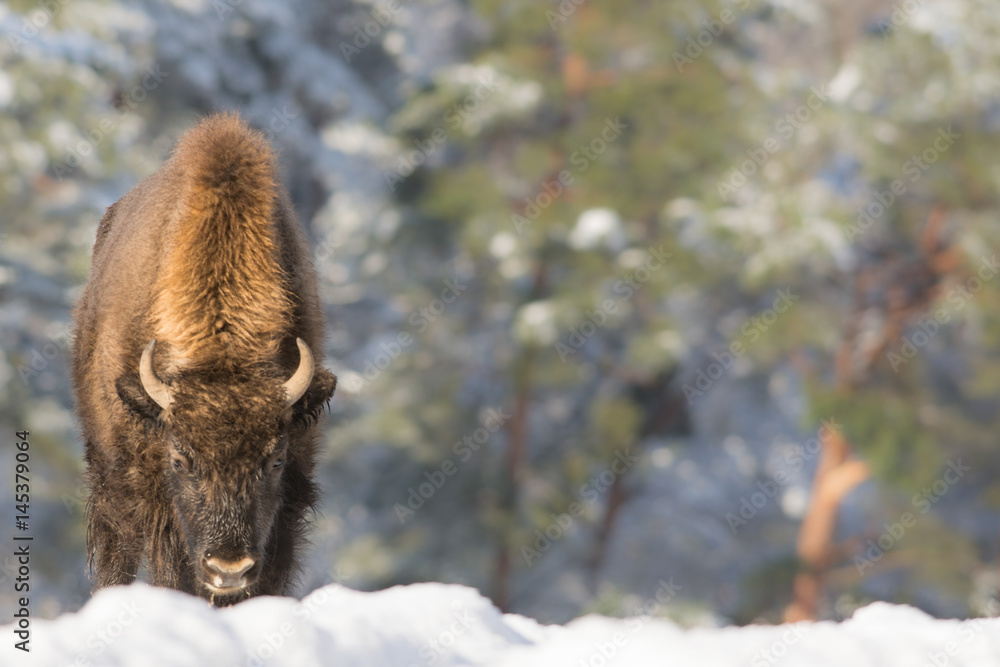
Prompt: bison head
<box><xmin>115</xmin><ymin>338</ymin><xmax>336</xmax><ymax>602</ymax></box>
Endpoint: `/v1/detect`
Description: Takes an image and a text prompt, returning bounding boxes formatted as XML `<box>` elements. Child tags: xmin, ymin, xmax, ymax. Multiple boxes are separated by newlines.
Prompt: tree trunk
<box><xmin>783</xmin><ymin>424</ymin><xmax>868</xmax><ymax>622</ymax></box>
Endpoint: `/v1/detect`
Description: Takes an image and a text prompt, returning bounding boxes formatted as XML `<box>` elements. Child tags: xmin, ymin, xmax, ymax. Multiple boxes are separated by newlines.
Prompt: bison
<box><xmin>71</xmin><ymin>113</ymin><xmax>337</xmax><ymax>606</ymax></box>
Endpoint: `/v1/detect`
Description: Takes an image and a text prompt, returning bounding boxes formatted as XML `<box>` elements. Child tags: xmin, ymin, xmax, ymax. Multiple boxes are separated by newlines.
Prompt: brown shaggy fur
<box><xmin>71</xmin><ymin>113</ymin><xmax>336</xmax><ymax>606</ymax></box>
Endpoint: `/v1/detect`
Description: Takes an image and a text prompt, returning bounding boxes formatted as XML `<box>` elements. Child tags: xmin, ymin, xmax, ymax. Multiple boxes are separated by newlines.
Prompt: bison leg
<box><xmin>87</xmin><ymin>510</ymin><xmax>141</xmax><ymax>590</ymax></box>
<box><xmin>84</xmin><ymin>446</ymin><xmax>143</xmax><ymax>590</ymax></box>
<box><xmin>256</xmin><ymin>506</ymin><xmax>308</xmax><ymax>596</ymax></box>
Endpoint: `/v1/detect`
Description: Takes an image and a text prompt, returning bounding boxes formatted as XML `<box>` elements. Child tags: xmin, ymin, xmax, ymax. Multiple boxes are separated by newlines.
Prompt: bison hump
<box><xmin>151</xmin><ymin>113</ymin><xmax>293</xmax><ymax>366</ymax></box>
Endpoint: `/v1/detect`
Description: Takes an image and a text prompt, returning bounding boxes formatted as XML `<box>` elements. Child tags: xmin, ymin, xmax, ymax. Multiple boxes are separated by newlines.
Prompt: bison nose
<box><xmin>201</xmin><ymin>556</ymin><xmax>256</xmax><ymax>590</ymax></box>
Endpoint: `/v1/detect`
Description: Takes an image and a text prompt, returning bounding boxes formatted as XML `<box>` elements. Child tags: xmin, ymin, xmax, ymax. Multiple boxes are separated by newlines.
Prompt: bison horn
<box><xmin>140</xmin><ymin>340</ymin><xmax>174</xmax><ymax>410</ymax></box>
<box><xmin>283</xmin><ymin>338</ymin><xmax>314</xmax><ymax>406</ymax></box>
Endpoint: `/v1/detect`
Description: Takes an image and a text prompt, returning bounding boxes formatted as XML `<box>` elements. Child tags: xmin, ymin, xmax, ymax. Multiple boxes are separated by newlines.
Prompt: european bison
<box><xmin>71</xmin><ymin>113</ymin><xmax>337</xmax><ymax>605</ymax></box>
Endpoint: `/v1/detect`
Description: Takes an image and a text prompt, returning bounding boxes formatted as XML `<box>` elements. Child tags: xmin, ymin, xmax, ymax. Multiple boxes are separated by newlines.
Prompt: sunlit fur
<box><xmin>71</xmin><ymin>113</ymin><xmax>336</xmax><ymax>606</ymax></box>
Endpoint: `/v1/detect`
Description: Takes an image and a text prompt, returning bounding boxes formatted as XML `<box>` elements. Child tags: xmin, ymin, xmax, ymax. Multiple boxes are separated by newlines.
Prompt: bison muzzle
<box><xmin>71</xmin><ymin>113</ymin><xmax>337</xmax><ymax>606</ymax></box>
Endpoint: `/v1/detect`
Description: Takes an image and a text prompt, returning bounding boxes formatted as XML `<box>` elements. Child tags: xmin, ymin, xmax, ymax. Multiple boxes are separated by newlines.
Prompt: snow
<box><xmin>6</xmin><ymin>582</ymin><xmax>1000</xmax><ymax>666</ymax></box>
<box><xmin>569</xmin><ymin>208</ymin><xmax>625</xmax><ymax>251</ymax></box>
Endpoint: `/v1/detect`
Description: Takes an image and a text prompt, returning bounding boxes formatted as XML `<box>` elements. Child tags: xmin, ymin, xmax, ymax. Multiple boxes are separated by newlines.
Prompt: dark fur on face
<box><xmin>73</xmin><ymin>114</ymin><xmax>336</xmax><ymax>606</ymax></box>
<box><xmin>112</xmin><ymin>366</ymin><xmax>335</xmax><ymax>604</ymax></box>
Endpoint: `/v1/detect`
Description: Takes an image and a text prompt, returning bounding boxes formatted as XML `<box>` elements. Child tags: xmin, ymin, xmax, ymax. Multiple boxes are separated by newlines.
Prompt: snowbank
<box><xmin>5</xmin><ymin>582</ymin><xmax>1000</xmax><ymax>666</ymax></box>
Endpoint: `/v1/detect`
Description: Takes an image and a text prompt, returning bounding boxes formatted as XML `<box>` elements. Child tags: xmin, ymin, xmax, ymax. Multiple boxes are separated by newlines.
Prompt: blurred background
<box><xmin>2</xmin><ymin>0</ymin><xmax>1000</xmax><ymax>627</ymax></box>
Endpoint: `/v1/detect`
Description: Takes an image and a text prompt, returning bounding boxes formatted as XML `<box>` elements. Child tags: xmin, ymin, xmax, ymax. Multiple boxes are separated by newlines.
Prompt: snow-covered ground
<box><xmin>5</xmin><ymin>582</ymin><xmax>1000</xmax><ymax>666</ymax></box>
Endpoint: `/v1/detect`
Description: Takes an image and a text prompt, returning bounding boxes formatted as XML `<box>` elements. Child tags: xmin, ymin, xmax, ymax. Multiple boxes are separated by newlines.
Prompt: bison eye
<box><xmin>172</xmin><ymin>458</ymin><xmax>187</xmax><ymax>472</ymax></box>
<box><xmin>271</xmin><ymin>458</ymin><xmax>284</xmax><ymax>470</ymax></box>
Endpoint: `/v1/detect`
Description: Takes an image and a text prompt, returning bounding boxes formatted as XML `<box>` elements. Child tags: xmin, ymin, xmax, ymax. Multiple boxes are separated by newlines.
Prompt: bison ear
<box><xmin>291</xmin><ymin>367</ymin><xmax>336</xmax><ymax>425</ymax></box>
<box><xmin>116</xmin><ymin>374</ymin><xmax>164</xmax><ymax>423</ymax></box>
